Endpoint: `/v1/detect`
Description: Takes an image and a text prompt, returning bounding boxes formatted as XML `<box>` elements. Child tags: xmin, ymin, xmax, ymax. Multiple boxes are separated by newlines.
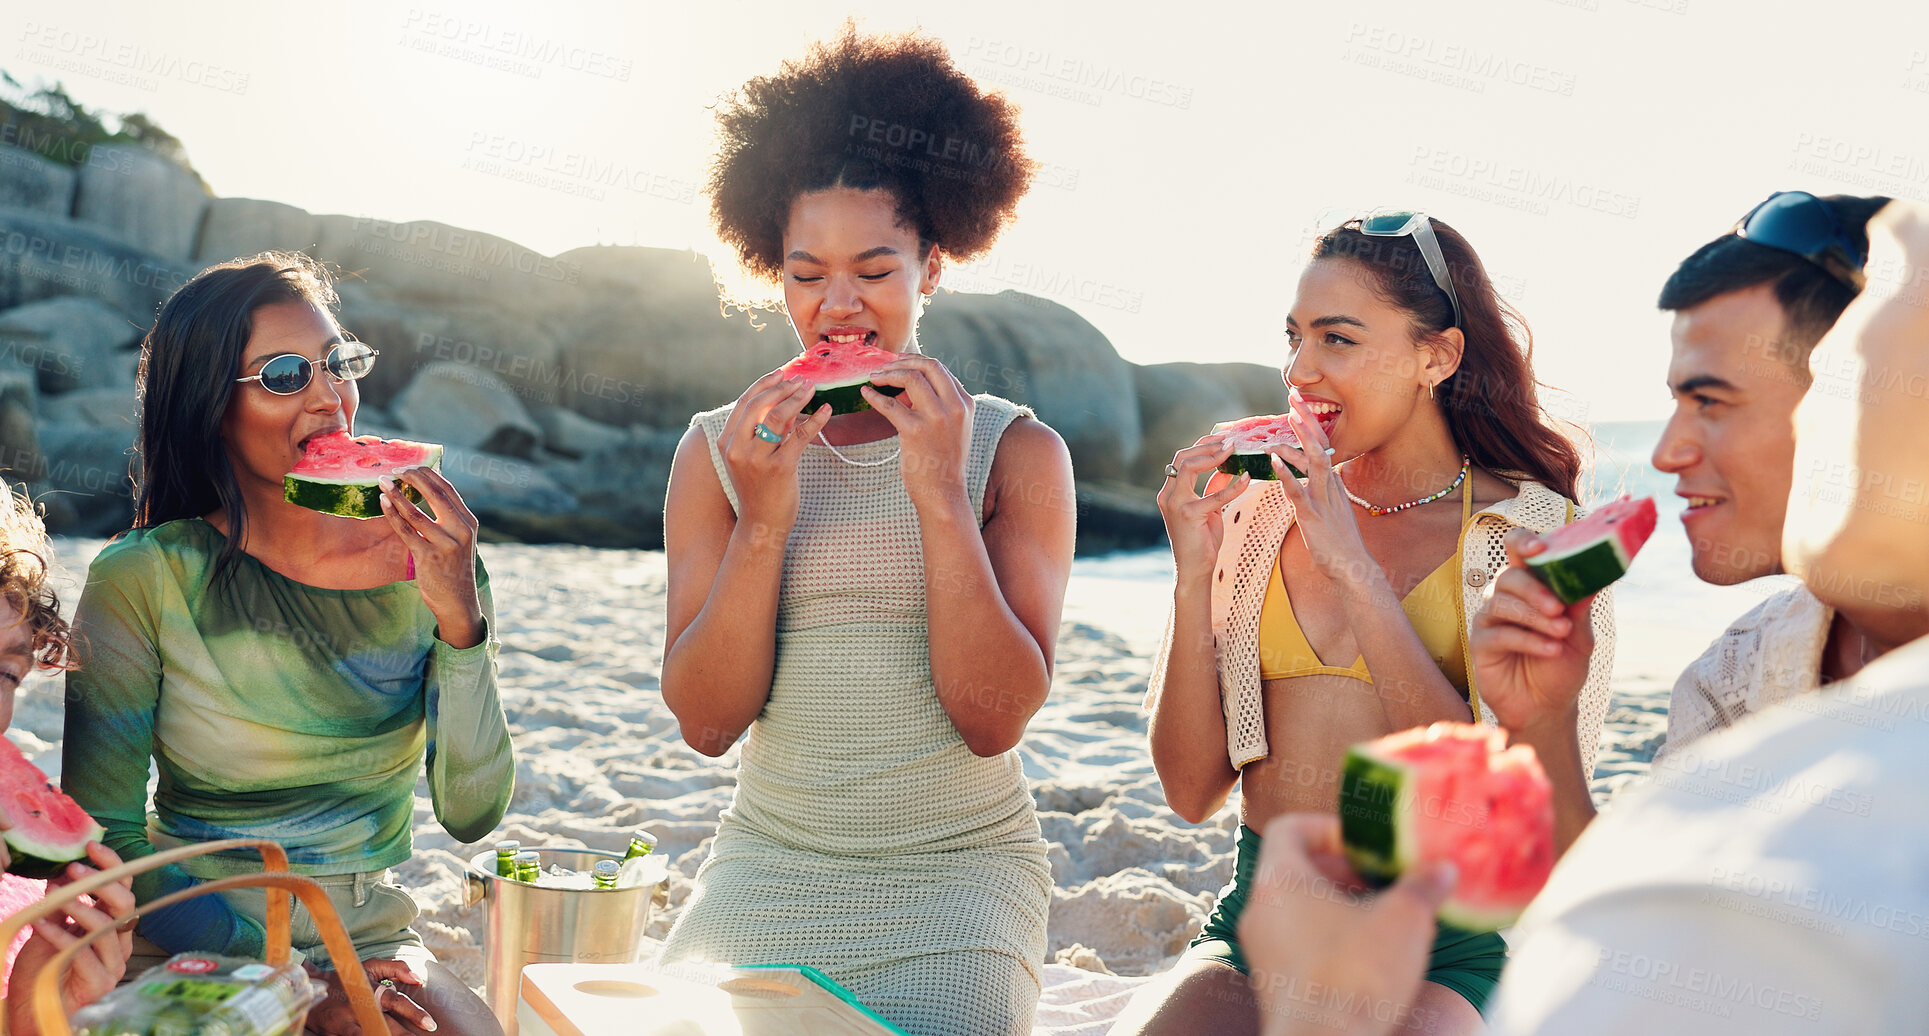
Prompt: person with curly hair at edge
<box><xmin>656</xmin><ymin>25</ymin><xmax>1073</xmax><ymax>1036</ymax></box>
<box><xmin>0</xmin><ymin>477</ymin><xmax>138</xmax><ymax>1036</ymax></box>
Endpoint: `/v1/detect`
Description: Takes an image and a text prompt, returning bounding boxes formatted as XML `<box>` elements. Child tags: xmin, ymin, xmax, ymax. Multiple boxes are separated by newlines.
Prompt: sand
<box><xmin>17</xmin><ymin>537</ymin><xmax>1733</xmax><ymax>1031</ymax></box>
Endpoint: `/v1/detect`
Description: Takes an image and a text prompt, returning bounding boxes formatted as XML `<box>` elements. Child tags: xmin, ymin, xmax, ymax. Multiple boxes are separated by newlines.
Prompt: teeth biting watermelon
<box><xmin>1212</xmin><ymin>414</ymin><xmax>1305</xmax><ymax>480</ymax></box>
<box><xmin>0</xmin><ymin>736</ymin><xmax>104</xmax><ymax>880</ymax></box>
<box><xmin>778</xmin><ymin>339</ymin><xmax>905</xmax><ymax>415</ymax></box>
<box><xmin>1339</xmin><ymin>722</ymin><xmax>1553</xmax><ymax>932</ymax></box>
<box><xmin>284</xmin><ymin>432</ymin><xmax>444</xmax><ymax>520</ymax></box>
<box><xmin>1525</xmin><ymin>495</ymin><xmax>1658</xmax><ymax>604</ymax></box>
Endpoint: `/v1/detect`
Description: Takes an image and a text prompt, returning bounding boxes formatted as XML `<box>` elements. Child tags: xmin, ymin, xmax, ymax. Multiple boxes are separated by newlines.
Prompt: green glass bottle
<box><xmin>494</xmin><ymin>840</ymin><xmax>521</xmax><ymax>878</ymax></box>
<box><xmin>592</xmin><ymin>859</ymin><xmax>620</xmax><ymax>889</ymax></box>
<box><xmin>622</xmin><ymin>829</ymin><xmax>658</xmax><ymax>861</ymax></box>
<box><xmin>513</xmin><ymin>850</ymin><xmax>541</xmax><ymax>884</ymax></box>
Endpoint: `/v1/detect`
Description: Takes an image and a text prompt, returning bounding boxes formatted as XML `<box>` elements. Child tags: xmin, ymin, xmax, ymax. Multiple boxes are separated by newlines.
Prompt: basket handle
<box><xmin>0</xmin><ymin>838</ymin><xmax>386</xmax><ymax>1036</ymax></box>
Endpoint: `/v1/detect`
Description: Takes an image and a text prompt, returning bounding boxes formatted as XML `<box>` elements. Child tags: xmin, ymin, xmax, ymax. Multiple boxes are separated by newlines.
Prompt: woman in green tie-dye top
<box><xmin>62</xmin><ymin>253</ymin><xmax>512</xmax><ymax>1036</ymax></box>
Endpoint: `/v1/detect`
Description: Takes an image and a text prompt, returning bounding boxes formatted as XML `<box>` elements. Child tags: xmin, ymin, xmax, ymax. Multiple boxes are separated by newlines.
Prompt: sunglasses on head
<box><xmin>234</xmin><ymin>340</ymin><xmax>379</xmax><ymax>395</ymax></box>
<box><xmin>1734</xmin><ymin>190</ymin><xmax>1867</xmax><ymax>292</ymax></box>
<box><xmin>1357</xmin><ymin>210</ymin><xmax>1464</xmax><ymax>330</ymax></box>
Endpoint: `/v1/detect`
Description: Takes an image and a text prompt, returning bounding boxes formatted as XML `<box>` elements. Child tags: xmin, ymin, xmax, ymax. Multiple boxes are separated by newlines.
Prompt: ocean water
<box><xmin>1063</xmin><ymin>420</ymin><xmax>1795</xmax><ymax>689</ymax></box>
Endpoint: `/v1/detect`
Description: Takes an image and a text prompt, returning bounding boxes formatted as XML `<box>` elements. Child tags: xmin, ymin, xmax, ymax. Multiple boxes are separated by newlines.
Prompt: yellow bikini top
<box><xmin>1258</xmin><ymin>487</ymin><xmax>1472</xmax><ymax>693</ymax></box>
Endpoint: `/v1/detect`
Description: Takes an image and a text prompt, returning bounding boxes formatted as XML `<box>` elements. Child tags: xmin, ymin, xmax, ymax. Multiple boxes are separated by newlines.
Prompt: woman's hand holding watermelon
<box><xmin>1269</xmin><ymin>391</ymin><xmax>1376</xmax><ymax>582</ymax></box>
<box><xmin>1154</xmin><ymin>434</ymin><xmax>1247</xmax><ymax>578</ymax></box>
<box><xmin>377</xmin><ymin>466</ymin><xmax>486</xmax><ymax>650</ymax></box>
<box><xmin>862</xmin><ymin>355</ymin><xmax>975</xmax><ymax>512</ymax></box>
<box><xmin>719</xmin><ymin>370</ymin><xmax>833</xmax><ymax>533</ymax></box>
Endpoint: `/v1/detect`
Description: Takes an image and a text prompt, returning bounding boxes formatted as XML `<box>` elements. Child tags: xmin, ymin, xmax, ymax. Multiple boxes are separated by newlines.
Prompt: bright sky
<box><xmin>9</xmin><ymin>0</ymin><xmax>1928</xmax><ymax>421</ymax></box>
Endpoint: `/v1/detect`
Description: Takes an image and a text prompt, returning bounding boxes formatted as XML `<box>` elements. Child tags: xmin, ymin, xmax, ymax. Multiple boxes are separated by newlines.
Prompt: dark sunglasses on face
<box><xmin>1357</xmin><ymin>210</ymin><xmax>1465</xmax><ymax>330</ymax></box>
<box><xmin>1734</xmin><ymin>191</ymin><xmax>1867</xmax><ymax>292</ymax></box>
<box><xmin>234</xmin><ymin>340</ymin><xmax>380</xmax><ymax>395</ymax></box>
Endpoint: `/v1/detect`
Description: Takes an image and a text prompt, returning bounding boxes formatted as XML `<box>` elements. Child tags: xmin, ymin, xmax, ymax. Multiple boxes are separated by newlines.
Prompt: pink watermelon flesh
<box><xmin>288</xmin><ymin>432</ymin><xmax>442</xmax><ymax>478</ymax></box>
<box><xmin>778</xmin><ymin>340</ymin><xmax>902</xmax><ymax>389</ymax></box>
<box><xmin>1526</xmin><ymin>495</ymin><xmax>1659</xmax><ymax>604</ymax></box>
<box><xmin>1340</xmin><ymin>722</ymin><xmax>1554</xmax><ymax>931</ymax></box>
<box><xmin>1211</xmin><ymin>414</ymin><xmax>1302</xmax><ymax>454</ymax></box>
<box><xmin>0</xmin><ymin>736</ymin><xmax>104</xmax><ymax>879</ymax></box>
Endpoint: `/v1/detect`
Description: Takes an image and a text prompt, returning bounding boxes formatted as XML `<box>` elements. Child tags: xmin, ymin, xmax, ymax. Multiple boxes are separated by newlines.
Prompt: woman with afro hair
<box><xmin>657</xmin><ymin>26</ymin><xmax>1072</xmax><ymax>1035</ymax></box>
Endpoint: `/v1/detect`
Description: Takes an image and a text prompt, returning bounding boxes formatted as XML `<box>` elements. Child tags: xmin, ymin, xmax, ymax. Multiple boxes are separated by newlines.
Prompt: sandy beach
<box><xmin>16</xmin><ymin>530</ymin><xmax>1757</xmax><ymax>1030</ymax></box>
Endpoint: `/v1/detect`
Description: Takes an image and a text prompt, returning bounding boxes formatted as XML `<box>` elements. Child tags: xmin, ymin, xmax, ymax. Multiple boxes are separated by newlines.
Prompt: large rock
<box><xmin>0</xmin><ymin>370</ymin><xmax>39</xmax><ymax>484</ymax></box>
<box><xmin>921</xmin><ymin>292</ymin><xmax>1143</xmax><ymax>483</ymax></box>
<box><xmin>333</xmin><ymin>283</ymin><xmax>570</xmax><ymax>409</ymax></box>
<box><xmin>439</xmin><ymin>446</ymin><xmax>576</xmax><ymax>522</ymax></box>
<box><xmin>1131</xmin><ymin>362</ymin><xmax>1291</xmax><ymax>487</ymax></box>
<box><xmin>312</xmin><ymin>214</ymin><xmax>583</xmax><ymax>309</ymax></box>
<box><xmin>72</xmin><ymin>145</ymin><xmax>210</xmax><ymax>262</ymax></box>
<box><xmin>34</xmin><ymin>420</ymin><xmax>137</xmax><ymax>536</ymax></box>
<box><xmin>41</xmin><ymin>386</ymin><xmax>138</xmax><ymax>428</ymax></box>
<box><xmin>547</xmin><ymin>246</ymin><xmax>789</xmax><ymax>428</ymax></box>
<box><xmin>532</xmin><ymin>405</ymin><xmax>628</xmax><ymax>459</ymax></box>
<box><xmin>1073</xmin><ymin>480</ymin><xmax>1167</xmax><ymax>556</ymax></box>
<box><xmin>482</xmin><ymin>427</ymin><xmax>682</xmax><ymax>549</ymax></box>
<box><xmin>194</xmin><ymin>197</ymin><xmax>323</xmax><ymax>264</ymax></box>
<box><xmin>0</xmin><ymin>145</ymin><xmax>76</xmax><ymax>217</ymax></box>
<box><xmin>0</xmin><ymin>296</ymin><xmax>143</xmax><ymax>395</ymax></box>
<box><xmin>0</xmin><ymin>207</ymin><xmax>197</xmax><ymax>319</ymax></box>
<box><xmin>392</xmin><ymin>361</ymin><xmax>543</xmax><ymax>458</ymax></box>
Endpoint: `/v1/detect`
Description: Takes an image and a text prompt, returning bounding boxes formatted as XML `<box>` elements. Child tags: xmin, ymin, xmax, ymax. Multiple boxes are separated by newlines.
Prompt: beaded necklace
<box><xmin>1340</xmin><ymin>456</ymin><xmax>1471</xmax><ymax>516</ymax></box>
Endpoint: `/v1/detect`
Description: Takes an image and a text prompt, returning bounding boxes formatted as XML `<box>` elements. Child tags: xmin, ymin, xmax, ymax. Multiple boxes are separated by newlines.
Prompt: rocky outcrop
<box><xmin>0</xmin><ymin>146</ymin><xmax>76</xmax><ymax>217</ymax></box>
<box><xmin>72</xmin><ymin>145</ymin><xmax>210</xmax><ymax>262</ymax></box>
<box><xmin>1132</xmin><ymin>361</ymin><xmax>1291</xmax><ymax>486</ymax></box>
<box><xmin>0</xmin><ymin>206</ymin><xmax>198</xmax><ymax>318</ymax></box>
<box><xmin>0</xmin><ymin>296</ymin><xmax>143</xmax><ymax>394</ymax></box>
<box><xmin>2</xmin><ymin>173</ymin><xmax>1201</xmax><ymax>554</ymax></box>
<box><xmin>391</xmin><ymin>361</ymin><xmax>543</xmax><ymax>459</ymax></box>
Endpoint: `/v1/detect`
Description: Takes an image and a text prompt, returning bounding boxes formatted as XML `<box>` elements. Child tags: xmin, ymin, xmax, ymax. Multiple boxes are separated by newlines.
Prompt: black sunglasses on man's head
<box><xmin>1734</xmin><ymin>191</ymin><xmax>1867</xmax><ymax>292</ymax></box>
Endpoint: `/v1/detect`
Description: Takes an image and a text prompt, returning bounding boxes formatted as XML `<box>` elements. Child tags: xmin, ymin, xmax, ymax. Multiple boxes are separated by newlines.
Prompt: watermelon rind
<box><xmin>283</xmin><ymin>441</ymin><xmax>443</xmax><ymax>520</ymax></box>
<box><xmin>1525</xmin><ymin>539</ymin><xmax>1628</xmax><ymax>605</ymax></box>
<box><xmin>808</xmin><ymin>382</ymin><xmax>904</xmax><ymax>416</ymax></box>
<box><xmin>1337</xmin><ymin>726</ymin><xmax>1549</xmax><ymax>933</ymax></box>
<box><xmin>1339</xmin><ymin>747</ymin><xmax>1413</xmax><ymax>887</ymax></box>
<box><xmin>1</xmin><ymin>738</ymin><xmax>105</xmax><ymax>879</ymax></box>
<box><xmin>1218</xmin><ymin>453</ymin><xmax>1304</xmax><ymax>481</ymax></box>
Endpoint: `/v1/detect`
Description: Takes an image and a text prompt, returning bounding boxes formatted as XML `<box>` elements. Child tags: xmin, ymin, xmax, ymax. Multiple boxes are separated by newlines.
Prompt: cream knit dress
<box><xmin>659</xmin><ymin>394</ymin><xmax>1052</xmax><ymax>1036</ymax></box>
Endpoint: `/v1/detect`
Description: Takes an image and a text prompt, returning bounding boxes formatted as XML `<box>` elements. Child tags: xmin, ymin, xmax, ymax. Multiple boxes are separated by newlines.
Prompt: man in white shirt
<box><xmin>1237</xmin><ymin>199</ymin><xmax>1929</xmax><ymax>1036</ymax></box>
<box><xmin>1474</xmin><ymin>192</ymin><xmax>1889</xmax><ymax>852</ymax></box>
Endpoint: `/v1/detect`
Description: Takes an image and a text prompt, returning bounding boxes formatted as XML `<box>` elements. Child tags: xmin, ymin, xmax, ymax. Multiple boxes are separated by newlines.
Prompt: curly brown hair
<box><xmin>709</xmin><ymin>23</ymin><xmax>1035</xmax><ymax>282</ymax></box>
<box><xmin>0</xmin><ymin>478</ymin><xmax>74</xmax><ymax>671</ymax></box>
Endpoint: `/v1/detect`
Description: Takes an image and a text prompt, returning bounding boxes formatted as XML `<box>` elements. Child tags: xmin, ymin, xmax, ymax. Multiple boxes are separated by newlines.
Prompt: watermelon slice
<box><xmin>1525</xmin><ymin>495</ymin><xmax>1658</xmax><ymax>604</ymax></box>
<box><xmin>1212</xmin><ymin>414</ymin><xmax>1305</xmax><ymax>480</ymax></box>
<box><xmin>1339</xmin><ymin>722</ymin><xmax>1553</xmax><ymax>932</ymax></box>
<box><xmin>1</xmin><ymin>736</ymin><xmax>104</xmax><ymax>879</ymax></box>
<box><xmin>777</xmin><ymin>339</ymin><xmax>905</xmax><ymax>415</ymax></box>
<box><xmin>284</xmin><ymin>432</ymin><xmax>444</xmax><ymax>520</ymax></box>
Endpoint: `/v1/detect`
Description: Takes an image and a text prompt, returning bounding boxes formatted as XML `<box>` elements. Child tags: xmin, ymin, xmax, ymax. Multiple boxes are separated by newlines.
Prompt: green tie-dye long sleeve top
<box><xmin>62</xmin><ymin>519</ymin><xmax>514</xmax><ymax>957</ymax></box>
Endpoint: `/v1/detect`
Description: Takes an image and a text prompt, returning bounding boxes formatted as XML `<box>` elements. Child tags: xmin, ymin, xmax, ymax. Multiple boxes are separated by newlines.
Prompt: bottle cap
<box><xmin>495</xmin><ymin>840</ymin><xmax>521</xmax><ymax>852</ymax></box>
<box><xmin>594</xmin><ymin>860</ymin><xmax>620</xmax><ymax>876</ymax></box>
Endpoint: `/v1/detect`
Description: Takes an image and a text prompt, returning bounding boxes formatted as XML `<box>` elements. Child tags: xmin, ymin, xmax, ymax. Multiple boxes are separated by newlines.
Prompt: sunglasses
<box><xmin>234</xmin><ymin>340</ymin><xmax>380</xmax><ymax>395</ymax></box>
<box><xmin>1357</xmin><ymin>210</ymin><xmax>1464</xmax><ymax>329</ymax></box>
<box><xmin>1734</xmin><ymin>191</ymin><xmax>1867</xmax><ymax>292</ymax></box>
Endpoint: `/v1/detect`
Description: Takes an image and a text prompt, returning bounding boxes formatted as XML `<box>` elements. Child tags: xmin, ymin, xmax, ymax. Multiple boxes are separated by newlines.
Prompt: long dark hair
<box><xmin>1313</xmin><ymin>219</ymin><xmax>1582</xmax><ymax>501</ymax></box>
<box><xmin>133</xmin><ymin>251</ymin><xmax>339</xmax><ymax>582</ymax></box>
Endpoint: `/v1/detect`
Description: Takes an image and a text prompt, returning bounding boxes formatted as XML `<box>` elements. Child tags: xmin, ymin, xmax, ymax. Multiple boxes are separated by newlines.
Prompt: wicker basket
<box><xmin>0</xmin><ymin>837</ymin><xmax>386</xmax><ymax>1036</ymax></box>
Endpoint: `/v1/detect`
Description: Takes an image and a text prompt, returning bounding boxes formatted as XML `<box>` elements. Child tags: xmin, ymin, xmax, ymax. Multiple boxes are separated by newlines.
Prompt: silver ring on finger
<box><xmin>753</xmin><ymin>423</ymin><xmax>783</xmax><ymax>444</ymax></box>
<box><xmin>1323</xmin><ymin>447</ymin><xmax>1336</xmax><ymax>457</ymax></box>
<box><xmin>1164</xmin><ymin>463</ymin><xmax>1179</xmax><ymax>479</ymax></box>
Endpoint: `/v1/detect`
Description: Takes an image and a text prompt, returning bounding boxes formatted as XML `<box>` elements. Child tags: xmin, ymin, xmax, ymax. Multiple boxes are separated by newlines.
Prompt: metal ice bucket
<box><xmin>465</xmin><ymin>847</ymin><xmax>668</xmax><ymax>1032</ymax></box>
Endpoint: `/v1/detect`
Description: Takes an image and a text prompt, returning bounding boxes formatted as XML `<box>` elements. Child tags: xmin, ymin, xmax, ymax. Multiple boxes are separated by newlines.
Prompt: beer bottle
<box><xmin>495</xmin><ymin>840</ymin><xmax>521</xmax><ymax>878</ymax></box>
<box><xmin>592</xmin><ymin>859</ymin><xmax>620</xmax><ymax>889</ymax></box>
<box><xmin>513</xmin><ymin>850</ymin><xmax>541</xmax><ymax>884</ymax></box>
<box><xmin>622</xmin><ymin>829</ymin><xmax>658</xmax><ymax>861</ymax></box>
